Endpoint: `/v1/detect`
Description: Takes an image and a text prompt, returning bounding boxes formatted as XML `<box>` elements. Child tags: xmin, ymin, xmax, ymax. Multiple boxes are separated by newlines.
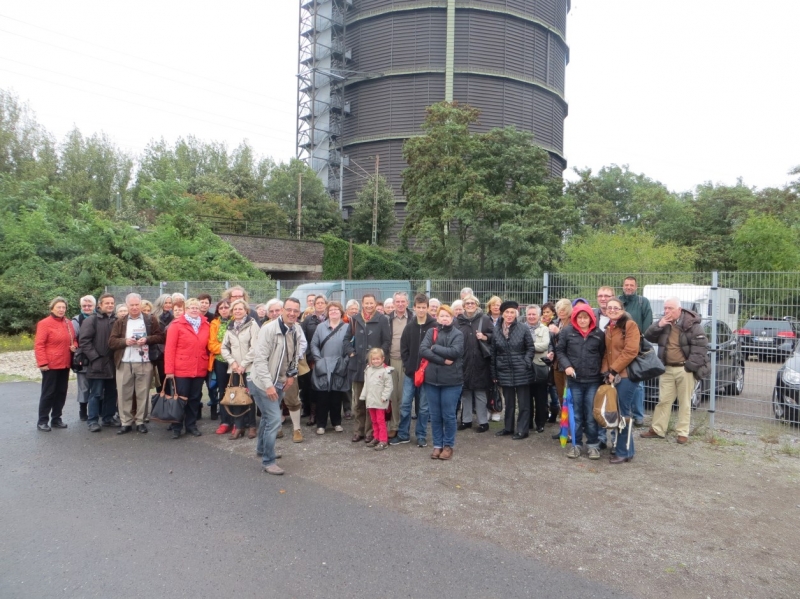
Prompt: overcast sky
<box><xmin>1</xmin><ymin>1</ymin><xmax>798</xmax><ymax>193</ymax></box>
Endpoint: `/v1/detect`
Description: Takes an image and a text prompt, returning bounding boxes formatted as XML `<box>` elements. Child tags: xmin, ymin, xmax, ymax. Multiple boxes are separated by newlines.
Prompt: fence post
<box><xmin>542</xmin><ymin>272</ymin><xmax>549</xmax><ymax>304</ymax></box>
<box><xmin>708</xmin><ymin>271</ymin><xmax>718</xmax><ymax>430</ymax></box>
<box><xmin>225</xmin><ymin>281</ymin><xmax>230</xmax><ymax>290</ymax></box>
<box><xmin>184</xmin><ymin>281</ymin><xmax>189</xmax><ymax>298</ymax></box>
<box><xmin>341</xmin><ymin>280</ymin><xmax>346</xmax><ymax>301</ymax></box>
<box><xmin>425</xmin><ymin>280</ymin><xmax>431</xmax><ymax>295</ymax></box>
<box><xmin>276</xmin><ymin>281</ymin><xmax>281</xmax><ymax>300</ymax></box>
<box><xmin>159</xmin><ymin>281</ymin><xmax>165</xmax><ymax>296</ymax></box>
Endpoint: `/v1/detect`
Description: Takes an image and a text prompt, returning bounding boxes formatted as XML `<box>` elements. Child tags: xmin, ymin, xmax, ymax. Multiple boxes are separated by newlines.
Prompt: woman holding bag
<box><xmin>601</xmin><ymin>297</ymin><xmax>641</xmax><ymax>464</ymax></box>
<box><xmin>221</xmin><ymin>299</ymin><xmax>260</xmax><ymax>440</ymax></box>
<box><xmin>310</xmin><ymin>302</ymin><xmax>353</xmax><ymax>434</ymax></box>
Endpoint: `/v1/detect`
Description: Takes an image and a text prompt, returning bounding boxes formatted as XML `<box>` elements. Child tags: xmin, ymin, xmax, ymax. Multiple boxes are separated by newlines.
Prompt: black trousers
<box><xmin>221</xmin><ymin>370</ymin><xmax>256</xmax><ymax>429</ymax></box>
<box><xmin>529</xmin><ymin>380</ymin><xmax>549</xmax><ymax>429</ymax></box>
<box><xmin>316</xmin><ymin>391</ymin><xmax>343</xmax><ymax>429</ymax></box>
<box><xmin>173</xmin><ymin>377</ymin><xmax>204</xmax><ymax>432</ymax></box>
<box><xmin>502</xmin><ymin>385</ymin><xmax>531</xmax><ymax>436</ymax></box>
<box><xmin>299</xmin><ymin>371</ymin><xmax>314</xmax><ymax>414</ymax></box>
<box><xmin>39</xmin><ymin>368</ymin><xmax>70</xmax><ymax>424</ymax></box>
<box><xmin>211</xmin><ymin>360</ymin><xmax>232</xmax><ymax>425</ymax></box>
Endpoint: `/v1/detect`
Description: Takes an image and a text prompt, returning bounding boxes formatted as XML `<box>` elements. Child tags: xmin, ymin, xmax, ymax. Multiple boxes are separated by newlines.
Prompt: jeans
<box><xmin>547</xmin><ymin>384</ymin><xmax>560</xmax><ymax>414</ymax></box>
<box><xmin>424</xmin><ymin>383</ymin><xmax>461</xmax><ymax>449</ymax></box>
<box><xmin>613</xmin><ymin>377</ymin><xmax>636</xmax><ymax>459</ymax></box>
<box><xmin>568</xmin><ymin>380</ymin><xmax>599</xmax><ymax>448</ymax></box>
<box><xmin>397</xmin><ymin>375</ymin><xmax>429</xmax><ymax>442</ymax></box>
<box><xmin>632</xmin><ymin>380</ymin><xmax>645</xmax><ymax>422</ymax></box>
<box><xmin>250</xmin><ymin>382</ymin><xmax>283</xmax><ymax>467</ymax></box>
<box><xmin>460</xmin><ymin>388</ymin><xmax>487</xmax><ymax>425</ymax></box>
<box><xmin>87</xmin><ymin>378</ymin><xmax>117</xmax><ymax>425</ymax></box>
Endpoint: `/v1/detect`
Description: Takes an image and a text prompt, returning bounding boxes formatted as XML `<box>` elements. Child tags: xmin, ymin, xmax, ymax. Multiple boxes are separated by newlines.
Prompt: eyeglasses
<box><xmin>606</xmin><ymin>306</ymin><xmax>623</xmax><ymax>311</ymax></box>
<box><xmin>597</xmin><ymin>294</ymin><xmax>612</xmax><ymax>298</ymax></box>
<box><xmin>464</xmin><ymin>301</ymin><xmax>476</xmax><ymax>305</ymax></box>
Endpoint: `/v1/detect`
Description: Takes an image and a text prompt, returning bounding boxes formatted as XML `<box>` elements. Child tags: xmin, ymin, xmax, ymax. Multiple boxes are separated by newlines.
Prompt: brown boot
<box><xmin>439</xmin><ymin>446</ymin><xmax>453</xmax><ymax>460</ymax></box>
<box><xmin>292</xmin><ymin>429</ymin><xmax>303</xmax><ymax>443</ymax></box>
<box><xmin>247</xmin><ymin>427</ymin><xmax>257</xmax><ymax>439</ymax></box>
<box><xmin>431</xmin><ymin>447</ymin><xmax>442</xmax><ymax>459</ymax></box>
<box><xmin>229</xmin><ymin>426</ymin><xmax>242</xmax><ymax>440</ymax></box>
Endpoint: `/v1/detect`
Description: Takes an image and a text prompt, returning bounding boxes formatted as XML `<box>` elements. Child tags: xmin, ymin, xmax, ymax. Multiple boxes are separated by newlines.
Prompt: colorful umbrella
<box><xmin>559</xmin><ymin>385</ymin><xmax>577</xmax><ymax>447</ymax></box>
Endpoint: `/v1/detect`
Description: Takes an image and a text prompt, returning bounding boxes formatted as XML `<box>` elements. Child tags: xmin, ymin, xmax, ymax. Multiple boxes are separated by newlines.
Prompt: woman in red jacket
<box><xmin>164</xmin><ymin>298</ymin><xmax>210</xmax><ymax>439</ymax></box>
<box><xmin>34</xmin><ymin>297</ymin><xmax>77</xmax><ymax>431</ymax></box>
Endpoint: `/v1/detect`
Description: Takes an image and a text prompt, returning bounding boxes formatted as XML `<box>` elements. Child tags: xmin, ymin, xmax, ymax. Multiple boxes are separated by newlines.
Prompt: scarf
<box><xmin>231</xmin><ymin>317</ymin><xmax>248</xmax><ymax>334</ymax></box>
<box><xmin>185</xmin><ymin>314</ymin><xmax>201</xmax><ymax>333</ymax></box>
<box><xmin>502</xmin><ymin>321</ymin><xmax>511</xmax><ymax>339</ymax></box>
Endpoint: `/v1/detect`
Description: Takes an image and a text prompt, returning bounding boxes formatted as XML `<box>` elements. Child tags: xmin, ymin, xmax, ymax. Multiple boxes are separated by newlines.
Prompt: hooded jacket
<box><xmin>399</xmin><ymin>313</ymin><xmax>437</xmax><ymax>377</ymax></box>
<box><xmin>490</xmin><ymin>318</ymin><xmax>534</xmax><ymax>387</ymax></box>
<box><xmin>554</xmin><ymin>304</ymin><xmax>606</xmax><ymax>383</ymax></box>
<box><xmin>455</xmin><ymin>310</ymin><xmax>494</xmax><ymax>390</ymax></box>
<box><xmin>348</xmin><ymin>310</ymin><xmax>391</xmax><ymax>383</ymax></box>
<box><xmin>644</xmin><ymin>308</ymin><xmax>710</xmax><ymax>379</ymax></box>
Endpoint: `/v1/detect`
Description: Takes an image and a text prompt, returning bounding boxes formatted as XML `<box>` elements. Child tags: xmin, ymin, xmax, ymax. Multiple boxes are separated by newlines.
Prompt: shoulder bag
<box><xmin>150</xmin><ymin>375</ymin><xmax>187</xmax><ymax>423</ymax></box>
<box><xmin>627</xmin><ymin>338</ymin><xmax>666</xmax><ymax>383</ymax></box>
<box><xmin>220</xmin><ymin>372</ymin><xmax>253</xmax><ymax>417</ymax></box>
<box><xmin>414</xmin><ymin>328</ymin><xmax>438</xmax><ymax>387</ymax></box>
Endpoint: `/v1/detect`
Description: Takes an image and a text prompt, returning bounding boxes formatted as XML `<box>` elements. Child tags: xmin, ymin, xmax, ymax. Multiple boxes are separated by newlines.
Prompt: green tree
<box><xmin>0</xmin><ymin>90</ymin><xmax>58</xmax><ymax>183</ymax></box>
<box><xmin>560</xmin><ymin>230</ymin><xmax>697</xmax><ymax>273</ymax></box>
<box><xmin>347</xmin><ymin>174</ymin><xmax>396</xmax><ymax>245</ymax></box>
<box><xmin>731</xmin><ymin>214</ymin><xmax>800</xmax><ymax>271</ymax></box>
<box><xmin>266</xmin><ymin>158</ymin><xmax>342</xmax><ymax>238</ymax></box>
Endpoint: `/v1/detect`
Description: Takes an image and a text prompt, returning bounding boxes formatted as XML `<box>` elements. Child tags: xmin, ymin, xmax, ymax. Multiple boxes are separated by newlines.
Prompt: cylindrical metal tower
<box><xmin>299</xmin><ymin>0</ymin><xmax>570</xmax><ymax>234</ymax></box>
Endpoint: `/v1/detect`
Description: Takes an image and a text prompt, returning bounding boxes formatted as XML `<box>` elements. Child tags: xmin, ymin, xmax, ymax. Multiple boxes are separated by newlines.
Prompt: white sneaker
<box><xmin>566</xmin><ymin>445</ymin><xmax>581</xmax><ymax>459</ymax></box>
<box><xmin>316</xmin><ymin>427</ymin><xmax>325</xmax><ymax>435</ymax></box>
<box><xmin>588</xmin><ymin>447</ymin><xmax>600</xmax><ymax>460</ymax></box>
<box><xmin>334</xmin><ymin>425</ymin><xmax>344</xmax><ymax>432</ymax></box>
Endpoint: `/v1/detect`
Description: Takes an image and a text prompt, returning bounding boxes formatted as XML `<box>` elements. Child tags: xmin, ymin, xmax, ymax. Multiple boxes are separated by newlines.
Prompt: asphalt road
<box><xmin>0</xmin><ymin>382</ymin><xmax>629</xmax><ymax>599</ymax></box>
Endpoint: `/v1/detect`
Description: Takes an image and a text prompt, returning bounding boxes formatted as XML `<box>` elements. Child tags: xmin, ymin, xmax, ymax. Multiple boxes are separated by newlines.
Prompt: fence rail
<box><xmin>107</xmin><ymin>272</ymin><xmax>800</xmax><ymax>436</ymax></box>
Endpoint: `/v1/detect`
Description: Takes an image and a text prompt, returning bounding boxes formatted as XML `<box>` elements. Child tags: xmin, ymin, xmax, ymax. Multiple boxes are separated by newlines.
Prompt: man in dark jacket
<box><xmin>619</xmin><ymin>276</ymin><xmax>654</xmax><ymax>426</ymax></box>
<box><xmin>641</xmin><ymin>298</ymin><xmax>709</xmax><ymax>444</ymax></box>
<box><xmin>391</xmin><ymin>294</ymin><xmax>436</xmax><ymax>446</ymax></box>
<box><xmin>349</xmin><ymin>294</ymin><xmax>391</xmax><ymax>442</ymax></box>
<box><xmin>555</xmin><ymin>303</ymin><xmax>606</xmax><ymax>459</ymax></box>
<box><xmin>79</xmin><ymin>293</ymin><xmax>118</xmax><ymax>432</ymax></box>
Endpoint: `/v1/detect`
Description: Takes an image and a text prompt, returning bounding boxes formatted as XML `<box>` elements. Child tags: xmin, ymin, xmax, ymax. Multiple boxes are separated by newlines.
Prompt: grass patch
<box><xmin>778</xmin><ymin>441</ymin><xmax>800</xmax><ymax>458</ymax></box>
<box><xmin>0</xmin><ymin>373</ymin><xmax>36</xmax><ymax>383</ymax></box>
<box><xmin>0</xmin><ymin>334</ymin><xmax>34</xmax><ymax>353</ymax></box>
<box><xmin>706</xmin><ymin>432</ymin><xmax>745</xmax><ymax>447</ymax></box>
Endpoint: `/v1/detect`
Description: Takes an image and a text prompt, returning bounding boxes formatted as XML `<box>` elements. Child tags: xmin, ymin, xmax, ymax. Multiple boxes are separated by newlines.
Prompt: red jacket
<box><xmin>34</xmin><ymin>315</ymin><xmax>77</xmax><ymax>370</ymax></box>
<box><xmin>165</xmin><ymin>316</ymin><xmax>210</xmax><ymax>378</ymax></box>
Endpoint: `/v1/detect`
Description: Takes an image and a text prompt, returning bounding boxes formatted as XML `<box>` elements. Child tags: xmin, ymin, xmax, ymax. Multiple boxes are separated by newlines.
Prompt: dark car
<box><xmin>773</xmin><ymin>350</ymin><xmax>800</xmax><ymax>425</ymax></box>
<box><xmin>645</xmin><ymin>319</ymin><xmax>745</xmax><ymax>409</ymax></box>
<box><xmin>737</xmin><ymin>318</ymin><xmax>798</xmax><ymax>361</ymax></box>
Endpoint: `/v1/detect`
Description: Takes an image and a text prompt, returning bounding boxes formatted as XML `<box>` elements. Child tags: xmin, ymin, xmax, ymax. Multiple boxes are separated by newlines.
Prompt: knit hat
<box><xmin>499</xmin><ymin>300</ymin><xmax>519</xmax><ymax>314</ymax></box>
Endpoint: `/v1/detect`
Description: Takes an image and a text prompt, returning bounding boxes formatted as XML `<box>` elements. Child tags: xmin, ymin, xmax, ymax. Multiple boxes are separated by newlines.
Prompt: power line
<box><xmin>0</xmin><ymin>27</ymin><xmax>295</xmax><ymax>116</ymax></box>
<box><xmin>0</xmin><ymin>12</ymin><xmax>290</xmax><ymax>105</ymax></box>
<box><xmin>0</xmin><ymin>55</ymin><xmax>292</xmax><ymax>137</ymax></box>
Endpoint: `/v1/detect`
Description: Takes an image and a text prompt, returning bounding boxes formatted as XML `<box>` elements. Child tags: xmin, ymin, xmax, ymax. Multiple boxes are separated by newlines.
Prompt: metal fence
<box><xmin>108</xmin><ymin>272</ymin><xmax>800</xmax><ymax>435</ymax></box>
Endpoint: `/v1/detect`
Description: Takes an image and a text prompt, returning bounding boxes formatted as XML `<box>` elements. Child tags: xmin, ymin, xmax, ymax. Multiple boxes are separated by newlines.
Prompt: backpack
<box><xmin>593</xmin><ymin>384</ymin><xmax>620</xmax><ymax>428</ymax></box>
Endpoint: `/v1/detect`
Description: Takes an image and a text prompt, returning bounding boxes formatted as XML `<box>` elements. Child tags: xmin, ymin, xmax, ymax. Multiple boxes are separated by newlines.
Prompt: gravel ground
<box><xmin>0</xmin><ymin>350</ymin><xmax>47</xmax><ymax>381</ymax></box>
<box><xmin>6</xmin><ymin>348</ymin><xmax>800</xmax><ymax>598</ymax></box>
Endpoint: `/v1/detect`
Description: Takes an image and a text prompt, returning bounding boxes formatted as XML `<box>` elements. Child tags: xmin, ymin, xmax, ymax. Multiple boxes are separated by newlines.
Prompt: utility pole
<box><xmin>297</xmin><ymin>173</ymin><xmax>302</xmax><ymax>239</ymax></box>
<box><xmin>372</xmin><ymin>154</ymin><xmax>379</xmax><ymax>245</ymax></box>
<box><xmin>348</xmin><ymin>239</ymin><xmax>353</xmax><ymax>279</ymax></box>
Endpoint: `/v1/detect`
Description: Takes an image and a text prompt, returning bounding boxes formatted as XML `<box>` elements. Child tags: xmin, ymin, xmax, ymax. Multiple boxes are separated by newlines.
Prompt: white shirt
<box><xmin>122</xmin><ymin>316</ymin><xmax>148</xmax><ymax>362</ymax></box>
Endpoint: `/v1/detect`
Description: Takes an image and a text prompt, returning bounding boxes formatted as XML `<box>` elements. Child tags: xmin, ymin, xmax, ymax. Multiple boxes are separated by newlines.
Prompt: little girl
<box><xmin>360</xmin><ymin>348</ymin><xmax>393</xmax><ymax>451</ymax></box>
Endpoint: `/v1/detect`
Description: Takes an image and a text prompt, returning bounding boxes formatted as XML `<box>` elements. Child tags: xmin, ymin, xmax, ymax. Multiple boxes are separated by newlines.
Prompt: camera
<box><xmin>286</xmin><ymin>367</ymin><xmax>298</xmax><ymax>378</ymax></box>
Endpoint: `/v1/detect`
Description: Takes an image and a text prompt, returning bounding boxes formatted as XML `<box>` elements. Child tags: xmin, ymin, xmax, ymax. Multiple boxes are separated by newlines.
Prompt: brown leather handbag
<box><xmin>220</xmin><ymin>373</ymin><xmax>253</xmax><ymax>416</ymax></box>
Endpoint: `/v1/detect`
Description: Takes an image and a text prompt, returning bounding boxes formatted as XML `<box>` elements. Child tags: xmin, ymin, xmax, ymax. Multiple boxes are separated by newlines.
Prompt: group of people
<box><xmin>34</xmin><ymin>278</ymin><xmax>709</xmax><ymax>472</ymax></box>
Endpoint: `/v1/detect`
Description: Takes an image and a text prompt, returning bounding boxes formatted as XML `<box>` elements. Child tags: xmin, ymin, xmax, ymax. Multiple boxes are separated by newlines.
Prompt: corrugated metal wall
<box><xmin>342</xmin><ymin>0</ymin><xmax>569</xmax><ymax>228</ymax></box>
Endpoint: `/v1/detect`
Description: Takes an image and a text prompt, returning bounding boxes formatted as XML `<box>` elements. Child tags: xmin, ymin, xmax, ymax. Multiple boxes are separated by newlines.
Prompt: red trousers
<box><xmin>368</xmin><ymin>408</ymin><xmax>387</xmax><ymax>443</ymax></box>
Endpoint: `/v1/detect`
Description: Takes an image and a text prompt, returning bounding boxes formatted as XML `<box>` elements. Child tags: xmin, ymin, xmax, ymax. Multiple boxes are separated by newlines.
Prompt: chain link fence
<box><xmin>108</xmin><ymin>272</ymin><xmax>800</xmax><ymax>434</ymax></box>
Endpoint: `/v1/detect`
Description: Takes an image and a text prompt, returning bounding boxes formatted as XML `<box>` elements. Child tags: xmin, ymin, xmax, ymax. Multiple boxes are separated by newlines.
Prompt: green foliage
<box><xmin>561</xmin><ymin>230</ymin><xmax>697</xmax><ymax>273</ymax></box>
<box><xmin>320</xmin><ymin>235</ymin><xmax>423</xmax><ymax>280</ymax></box>
<box><xmin>731</xmin><ymin>214</ymin><xmax>800</xmax><ymax>271</ymax></box>
<box><xmin>347</xmin><ymin>174</ymin><xmax>396</xmax><ymax>245</ymax></box>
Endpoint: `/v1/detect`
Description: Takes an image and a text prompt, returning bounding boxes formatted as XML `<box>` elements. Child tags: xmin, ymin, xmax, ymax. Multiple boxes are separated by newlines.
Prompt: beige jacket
<box><xmin>221</xmin><ymin>318</ymin><xmax>260</xmax><ymax>374</ymax></box>
<box><xmin>360</xmin><ymin>364</ymin><xmax>393</xmax><ymax>409</ymax></box>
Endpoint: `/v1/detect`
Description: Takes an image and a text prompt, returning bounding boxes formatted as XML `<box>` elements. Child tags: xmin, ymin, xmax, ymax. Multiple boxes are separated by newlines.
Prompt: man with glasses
<box><xmin>641</xmin><ymin>298</ymin><xmax>709</xmax><ymax>445</ymax></box>
<box><xmin>594</xmin><ymin>286</ymin><xmax>615</xmax><ymax>332</ymax></box>
<box><xmin>619</xmin><ymin>276</ymin><xmax>653</xmax><ymax>426</ymax></box>
<box><xmin>251</xmin><ymin>297</ymin><xmax>304</xmax><ymax>474</ymax></box>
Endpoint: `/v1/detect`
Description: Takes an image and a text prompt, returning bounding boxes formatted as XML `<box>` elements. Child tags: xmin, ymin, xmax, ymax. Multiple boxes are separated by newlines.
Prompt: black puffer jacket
<box><xmin>555</xmin><ymin>305</ymin><xmax>606</xmax><ymax>384</ymax></box>
<box><xmin>644</xmin><ymin>308</ymin><xmax>709</xmax><ymax>379</ymax></box>
<box><xmin>400</xmin><ymin>314</ymin><xmax>436</xmax><ymax>377</ymax></box>
<box><xmin>78</xmin><ymin>312</ymin><xmax>116</xmax><ymax>379</ymax></box>
<box><xmin>348</xmin><ymin>310</ymin><xmax>391</xmax><ymax>383</ymax></box>
<box><xmin>420</xmin><ymin>324</ymin><xmax>464</xmax><ymax>387</ymax></box>
<box><xmin>456</xmin><ymin>310</ymin><xmax>493</xmax><ymax>390</ymax></box>
<box><xmin>301</xmin><ymin>313</ymin><xmax>325</xmax><ymax>362</ymax></box>
<box><xmin>490</xmin><ymin>320</ymin><xmax>534</xmax><ymax>387</ymax></box>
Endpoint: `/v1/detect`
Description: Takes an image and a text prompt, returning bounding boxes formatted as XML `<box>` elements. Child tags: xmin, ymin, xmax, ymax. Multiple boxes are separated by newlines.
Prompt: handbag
<box><xmin>478</xmin><ymin>340</ymin><xmax>492</xmax><ymax>359</ymax></box>
<box><xmin>487</xmin><ymin>382</ymin><xmax>503</xmax><ymax>413</ymax></box>
<box><xmin>627</xmin><ymin>338</ymin><xmax>666</xmax><ymax>382</ymax></box>
<box><xmin>414</xmin><ymin>329</ymin><xmax>438</xmax><ymax>387</ymax></box>
<box><xmin>150</xmin><ymin>376</ymin><xmax>187</xmax><ymax>423</ymax></box>
<box><xmin>220</xmin><ymin>372</ymin><xmax>253</xmax><ymax>417</ymax></box>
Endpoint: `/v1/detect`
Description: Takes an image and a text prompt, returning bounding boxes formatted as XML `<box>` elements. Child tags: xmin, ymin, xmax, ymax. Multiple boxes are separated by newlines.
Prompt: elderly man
<box><xmin>265</xmin><ymin>299</ymin><xmax>284</xmax><ymax>322</ymax></box>
<box><xmin>428</xmin><ymin>298</ymin><xmax>441</xmax><ymax>319</ymax></box>
<box><xmin>386</xmin><ymin>291</ymin><xmax>412</xmax><ymax>438</ymax></box>
<box><xmin>80</xmin><ymin>293</ymin><xmax>119</xmax><ymax>432</ymax></box>
<box><xmin>109</xmin><ymin>293</ymin><xmax>165</xmax><ymax>434</ymax></box>
<box><xmin>460</xmin><ymin>287</ymin><xmax>474</xmax><ymax>300</ymax></box>
<box><xmin>619</xmin><ymin>276</ymin><xmax>654</xmax><ymax>426</ymax></box>
<box><xmin>526</xmin><ymin>304</ymin><xmax>551</xmax><ymax>433</ymax></box>
<box><xmin>641</xmin><ymin>297</ymin><xmax>709</xmax><ymax>444</ymax></box>
<box><xmin>251</xmin><ymin>297</ymin><xmax>304</xmax><ymax>475</ymax></box>
<box><xmin>72</xmin><ymin>295</ymin><xmax>96</xmax><ymax>421</ymax></box>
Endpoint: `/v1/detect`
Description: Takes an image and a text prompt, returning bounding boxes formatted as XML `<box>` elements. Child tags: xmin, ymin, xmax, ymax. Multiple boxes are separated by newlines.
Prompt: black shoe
<box><xmin>389</xmin><ymin>436</ymin><xmax>410</xmax><ymax>445</ymax></box>
<box><xmin>172</xmin><ymin>429</ymin><xmax>181</xmax><ymax>439</ymax></box>
<box><xmin>188</xmin><ymin>428</ymin><xmax>202</xmax><ymax>437</ymax></box>
<box><xmin>457</xmin><ymin>421</ymin><xmax>472</xmax><ymax>431</ymax></box>
<box><xmin>210</xmin><ymin>406</ymin><xmax>218</xmax><ymax>421</ymax></box>
<box><xmin>137</xmin><ymin>424</ymin><xmax>148</xmax><ymax>434</ymax></box>
<box><xmin>117</xmin><ymin>425</ymin><xmax>133</xmax><ymax>435</ymax></box>
<box><xmin>495</xmin><ymin>429</ymin><xmax>512</xmax><ymax>437</ymax></box>
<box><xmin>598</xmin><ymin>442</ymin><xmax>608</xmax><ymax>450</ymax></box>
<box><xmin>37</xmin><ymin>422</ymin><xmax>51</xmax><ymax>432</ymax></box>
<box><xmin>551</xmin><ymin>432</ymin><xmax>561</xmax><ymax>440</ymax></box>
<box><xmin>79</xmin><ymin>404</ymin><xmax>88</xmax><ymax>421</ymax></box>
<box><xmin>51</xmin><ymin>419</ymin><xmax>68</xmax><ymax>429</ymax></box>
<box><xmin>476</xmin><ymin>423</ymin><xmax>489</xmax><ymax>433</ymax></box>
<box><xmin>88</xmin><ymin>422</ymin><xmax>101</xmax><ymax>432</ymax></box>
<box><xmin>536</xmin><ymin>426</ymin><xmax>545</xmax><ymax>433</ymax></box>
<box><xmin>512</xmin><ymin>433</ymin><xmax>529</xmax><ymax>440</ymax></box>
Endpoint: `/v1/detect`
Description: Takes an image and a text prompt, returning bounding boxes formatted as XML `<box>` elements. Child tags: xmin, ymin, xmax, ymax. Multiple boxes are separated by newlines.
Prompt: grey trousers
<box><xmin>460</xmin><ymin>389</ymin><xmax>488</xmax><ymax>425</ymax></box>
<box><xmin>76</xmin><ymin>372</ymin><xmax>90</xmax><ymax>404</ymax></box>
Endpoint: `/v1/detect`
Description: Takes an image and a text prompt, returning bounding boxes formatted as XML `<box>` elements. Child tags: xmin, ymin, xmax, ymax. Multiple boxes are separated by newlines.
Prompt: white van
<box><xmin>642</xmin><ymin>284</ymin><xmax>740</xmax><ymax>332</ymax></box>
